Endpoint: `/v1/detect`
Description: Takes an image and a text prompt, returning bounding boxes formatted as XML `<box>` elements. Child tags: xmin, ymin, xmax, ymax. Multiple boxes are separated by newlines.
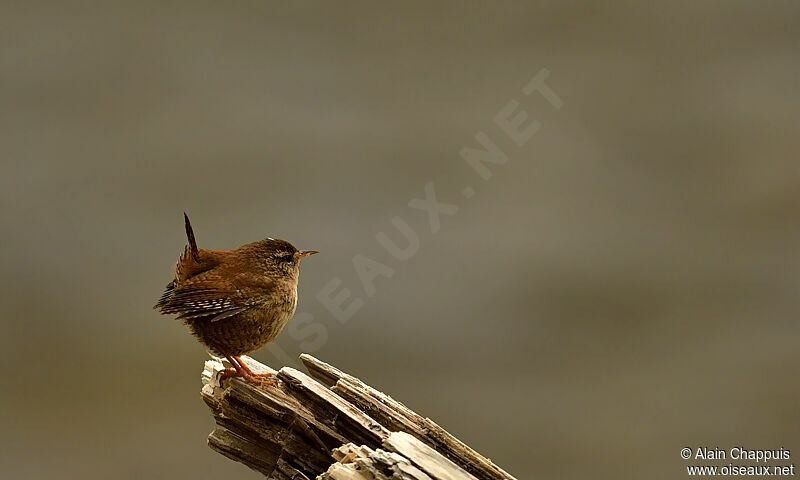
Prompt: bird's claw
<box><xmin>244</xmin><ymin>373</ymin><xmax>277</xmax><ymax>386</ymax></box>
<box><xmin>218</xmin><ymin>369</ymin><xmax>276</xmax><ymax>387</ymax></box>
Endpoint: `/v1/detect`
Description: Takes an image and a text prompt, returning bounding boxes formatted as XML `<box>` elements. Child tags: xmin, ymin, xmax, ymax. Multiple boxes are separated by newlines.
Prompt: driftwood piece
<box><xmin>301</xmin><ymin>355</ymin><xmax>516</xmax><ymax>480</ymax></box>
<box><xmin>321</xmin><ymin>442</ymin><xmax>433</xmax><ymax>480</ymax></box>
<box><xmin>201</xmin><ymin>355</ymin><xmax>517</xmax><ymax>480</ymax></box>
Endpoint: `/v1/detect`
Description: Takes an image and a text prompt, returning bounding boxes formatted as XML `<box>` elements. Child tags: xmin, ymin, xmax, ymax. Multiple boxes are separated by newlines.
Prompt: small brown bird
<box><xmin>154</xmin><ymin>213</ymin><xmax>317</xmax><ymax>385</ymax></box>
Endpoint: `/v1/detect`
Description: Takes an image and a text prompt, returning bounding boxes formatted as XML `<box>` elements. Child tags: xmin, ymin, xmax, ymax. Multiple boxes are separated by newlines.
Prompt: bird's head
<box><xmin>242</xmin><ymin>238</ymin><xmax>317</xmax><ymax>280</ymax></box>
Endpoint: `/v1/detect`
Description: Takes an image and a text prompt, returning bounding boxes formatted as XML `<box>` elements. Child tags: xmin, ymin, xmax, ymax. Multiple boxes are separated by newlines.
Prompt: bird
<box><xmin>154</xmin><ymin>213</ymin><xmax>317</xmax><ymax>385</ymax></box>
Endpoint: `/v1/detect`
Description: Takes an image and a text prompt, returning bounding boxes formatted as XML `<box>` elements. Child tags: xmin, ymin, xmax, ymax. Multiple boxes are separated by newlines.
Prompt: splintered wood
<box><xmin>201</xmin><ymin>355</ymin><xmax>518</xmax><ymax>480</ymax></box>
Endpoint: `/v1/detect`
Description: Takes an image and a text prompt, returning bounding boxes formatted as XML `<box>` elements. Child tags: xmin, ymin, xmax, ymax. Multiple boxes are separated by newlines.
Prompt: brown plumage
<box><xmin>154</xmin><ymin>213</ymin><xmax>317</xmax><ymax>385</ymax></box>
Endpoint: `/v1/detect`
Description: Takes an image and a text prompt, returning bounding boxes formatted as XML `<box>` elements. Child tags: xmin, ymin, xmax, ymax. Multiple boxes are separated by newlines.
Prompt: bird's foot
<box><xmin>231</xmin><ymin>356</ymin><xmax>277</xmax><ymax>386</ymax></box>
<box><xmin>218</xmin><ymin>369</ymin><xmax>276</xmax><ymax>387</ymax></box>
<box><xmin>243</xmin><ymin>373</ymin><xmax>277</xmax><ymax>386</ymax></box>
<box><xmin>218</xmin><ymin>367</ymin><xmax>241</xmax><ymax>386</ymax></box>
<box><xmin>218</xmin><ymin>355</ymin><xmax>278</xmax><ymax>387</ymax></box>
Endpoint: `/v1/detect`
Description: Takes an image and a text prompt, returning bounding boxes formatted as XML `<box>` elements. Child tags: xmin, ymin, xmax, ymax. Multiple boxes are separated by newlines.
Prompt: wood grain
<box><xmin>201</xmin><ymin>355</ymin><xmax>518</xmax><ymax>480</ymax></box>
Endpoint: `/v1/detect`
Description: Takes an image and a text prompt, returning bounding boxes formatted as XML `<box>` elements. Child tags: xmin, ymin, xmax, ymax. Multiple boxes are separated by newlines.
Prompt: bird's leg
<box><xmin>232</xmin><ymin>356</ymin><xmax>276</xmax><ymax>386</ymax></box>
<box><xmin>217</xmin><ymin>354</ymin><xmax>249</xmax><ymax>385</ymax></box>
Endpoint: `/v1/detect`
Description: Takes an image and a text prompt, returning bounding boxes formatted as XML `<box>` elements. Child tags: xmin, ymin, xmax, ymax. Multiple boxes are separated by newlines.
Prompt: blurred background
<box><xmin>2</xmin><ymin>2</ymin><xmax>799</xmax><ymax>479</ymax></box>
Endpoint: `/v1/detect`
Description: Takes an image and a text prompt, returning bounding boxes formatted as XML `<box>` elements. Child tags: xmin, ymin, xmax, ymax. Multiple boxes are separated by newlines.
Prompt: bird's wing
<box><xmin>154</xmin><ymin>270</ymin><xmax>273</xmax><ymax>322</ymax></box>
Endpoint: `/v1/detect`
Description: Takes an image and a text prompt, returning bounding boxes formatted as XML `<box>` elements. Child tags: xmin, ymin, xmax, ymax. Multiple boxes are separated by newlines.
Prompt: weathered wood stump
<box><xmin>200</xmin><ymin>355</ymin><xmax>518</xmax><ymax>480</ymax></box>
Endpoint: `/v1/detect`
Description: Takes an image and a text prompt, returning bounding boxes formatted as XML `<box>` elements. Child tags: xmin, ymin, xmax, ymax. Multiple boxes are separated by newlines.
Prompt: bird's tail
<box><xmin>184</xmin><ymin>212</ymin><xmax>201</xmax><ymax>263</ymax></box>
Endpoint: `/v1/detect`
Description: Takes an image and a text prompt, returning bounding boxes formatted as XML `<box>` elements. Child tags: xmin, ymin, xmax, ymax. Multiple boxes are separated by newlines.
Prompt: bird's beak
<box><xmin>298</xmin><ymin>250</ymin><xmax>318</xmax><ymax>258</ymax></box>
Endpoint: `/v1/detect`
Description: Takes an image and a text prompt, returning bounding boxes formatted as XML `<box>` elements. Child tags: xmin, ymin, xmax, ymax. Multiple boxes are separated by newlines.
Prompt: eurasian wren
<box><xmin>154</xmin><ymin>214</ymin><xmax>316</xmax><ymax>385</ymax></box>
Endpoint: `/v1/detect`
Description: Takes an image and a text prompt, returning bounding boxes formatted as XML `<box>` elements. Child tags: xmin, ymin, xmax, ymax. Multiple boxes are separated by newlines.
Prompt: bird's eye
<box><xmin>280</xmin><ymin>253</ymin><xmax>294</xmax><ymax>263</ymax></box>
